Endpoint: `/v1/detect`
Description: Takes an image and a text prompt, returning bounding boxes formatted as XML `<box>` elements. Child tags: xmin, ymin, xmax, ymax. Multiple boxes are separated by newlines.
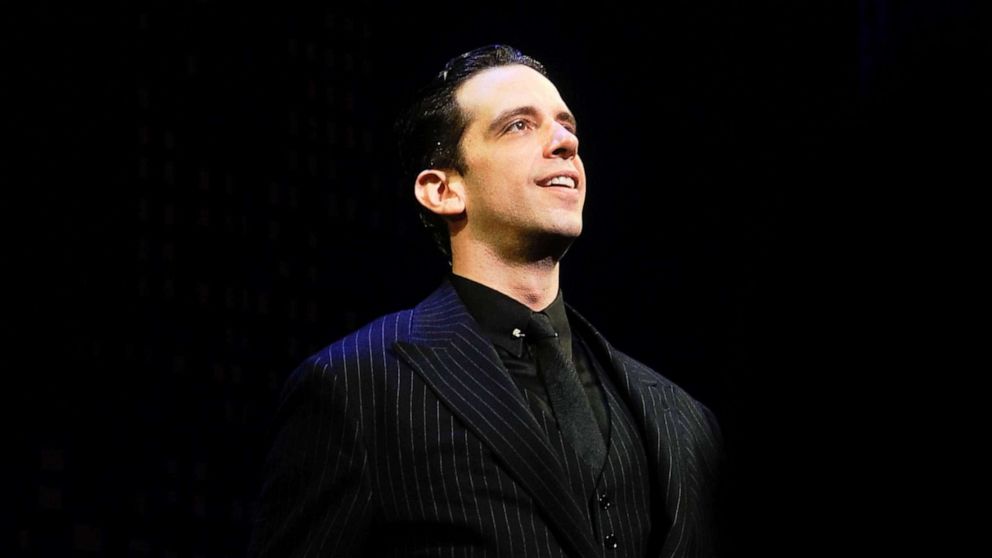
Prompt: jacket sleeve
<box><xmin>248</xmin><ymin>355</ymin><xmax>375</xmax><ymax>557</ymax></box>
<box><xmin>698</xmin><ymin>401</ymin><xmax>728</xmax><ymax>558</ymax></box>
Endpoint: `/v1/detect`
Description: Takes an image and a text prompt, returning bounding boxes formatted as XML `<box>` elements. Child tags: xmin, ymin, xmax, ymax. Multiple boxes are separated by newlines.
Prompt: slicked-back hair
<box><xmin>395</xmin><ymin>44</ymin><xmax>549</xmax><ymax>260</ymax></box>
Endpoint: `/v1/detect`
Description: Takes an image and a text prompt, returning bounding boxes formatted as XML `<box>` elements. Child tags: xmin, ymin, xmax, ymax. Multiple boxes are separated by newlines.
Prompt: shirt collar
<box><xmin>448</xmin><ymin>272</ymin><xmax>572</xmax><ymax>359</ymax></box>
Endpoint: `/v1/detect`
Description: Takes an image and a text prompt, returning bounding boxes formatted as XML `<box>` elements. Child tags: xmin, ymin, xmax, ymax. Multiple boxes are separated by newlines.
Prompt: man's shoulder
<box><xmin>301</xmin><ymin>308</ymin><xmax>417</xmax><ymax>372</ymax></box>
<box><xmin>284</xmin><ymin>279</ymin><xmax>463</xmax><ymax>388</ymax></box>
<box><xmin>566</xmin><ymin>304</ymin><xmax>673</xmax><ymax>387</ymax></box>
<box><xmin>610</xmin><ymin>345</ymin><xmax>700</xmax><ymax>401</ymax></box>
<box><xmin>568</xmin><ymin>304</ymin><xmax>712</xmax><ymax>415</ymax></box>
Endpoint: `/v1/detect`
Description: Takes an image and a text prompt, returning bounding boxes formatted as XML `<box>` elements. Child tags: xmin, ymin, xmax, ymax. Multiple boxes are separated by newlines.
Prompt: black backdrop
<box><xmin>7</xmin><ymin>1</ymin><xmax>984</xmax><ymax>556</ymax></box>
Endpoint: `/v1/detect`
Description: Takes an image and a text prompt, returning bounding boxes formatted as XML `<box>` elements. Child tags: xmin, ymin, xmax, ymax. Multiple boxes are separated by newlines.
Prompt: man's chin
<box><xmin>518</xmin><ymin>228</ymin><xmax>581</xmax><ymax>262</ymax></box>
<box><xmin>537</xmin><ymin>218</ymin><xmax>582</xmax><ymax>240</ymax></box>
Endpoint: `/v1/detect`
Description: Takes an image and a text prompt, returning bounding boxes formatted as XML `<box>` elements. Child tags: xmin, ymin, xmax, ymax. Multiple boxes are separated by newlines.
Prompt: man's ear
<box><xmin>414</xmin><ymin>169</ymin><xmax>466</xmax><ymax>217</ymax></box>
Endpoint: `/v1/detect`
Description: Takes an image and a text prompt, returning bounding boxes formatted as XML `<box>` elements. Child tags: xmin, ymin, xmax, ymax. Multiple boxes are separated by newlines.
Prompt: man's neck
<box><xmin>450</xmin><ymin>244</ymin><xmax>561</xmax><ymax>311</ymax></box>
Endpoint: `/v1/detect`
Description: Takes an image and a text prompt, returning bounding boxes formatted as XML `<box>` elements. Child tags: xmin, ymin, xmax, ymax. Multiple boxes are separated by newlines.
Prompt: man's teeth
<box><xmin>546</xmin><ymin>176</ymin><xmax>576</xmax><ymax>188</ymax></box>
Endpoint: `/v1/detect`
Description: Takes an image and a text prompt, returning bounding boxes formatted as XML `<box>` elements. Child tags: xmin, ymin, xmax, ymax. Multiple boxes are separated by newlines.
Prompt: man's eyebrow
<box><xmin>487</xmin><ymin>106</ymin><xmax>579</xmax><ymax>134</ymax></box>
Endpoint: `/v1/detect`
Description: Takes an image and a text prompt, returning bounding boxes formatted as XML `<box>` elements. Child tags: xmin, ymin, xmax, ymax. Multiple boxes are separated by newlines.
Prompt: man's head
<box><xmin>396</xmin><ymin>45</ymin><xmax>585</xmax><ymax>262</ymax></box>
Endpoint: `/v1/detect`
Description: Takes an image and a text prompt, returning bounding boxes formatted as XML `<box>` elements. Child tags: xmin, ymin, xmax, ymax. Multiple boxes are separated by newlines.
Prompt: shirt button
<box><xmin>604</xmin><ymin>533</ymin><xmax>618</xmax><ymax>549</ymax></box>
<box><xmin>598</xmin><ymin>493</ymin><xmax>613</xmax><ymax>510</ymax></box>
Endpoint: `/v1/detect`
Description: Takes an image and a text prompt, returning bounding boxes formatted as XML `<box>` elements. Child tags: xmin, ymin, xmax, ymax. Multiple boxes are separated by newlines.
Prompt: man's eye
<box><xmin>505</xmin><ymin>120</ymin><xmax>530</xmax><ymax>133</ymax></box>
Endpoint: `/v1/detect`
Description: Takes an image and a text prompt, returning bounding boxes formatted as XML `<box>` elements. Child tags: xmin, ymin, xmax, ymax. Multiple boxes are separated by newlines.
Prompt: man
<box><xmin>249</xmin><ymin>45</ymin><xmax>723</xmax><ymax>557</ymax></box>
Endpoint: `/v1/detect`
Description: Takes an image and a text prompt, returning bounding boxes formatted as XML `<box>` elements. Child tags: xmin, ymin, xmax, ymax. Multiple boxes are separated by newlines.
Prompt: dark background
<box><xmin>7</xmin><ymin>1</ymin><xmax>984</xmax><ymax>556</ymax></box>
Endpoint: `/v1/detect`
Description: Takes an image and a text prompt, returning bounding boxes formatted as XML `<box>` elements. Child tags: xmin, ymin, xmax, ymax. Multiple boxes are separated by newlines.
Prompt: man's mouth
<box><xmin>537</xmin><ymin>175</ymin><xmax>578</xmax><ymax>189</ymax></box>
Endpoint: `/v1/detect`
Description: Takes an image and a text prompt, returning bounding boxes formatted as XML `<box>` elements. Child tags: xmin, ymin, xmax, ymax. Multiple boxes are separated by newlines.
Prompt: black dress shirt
<box><xmin>448</xmin><ymin>273</ymin><xmax>609</xmax><ymax>437</ymax></box>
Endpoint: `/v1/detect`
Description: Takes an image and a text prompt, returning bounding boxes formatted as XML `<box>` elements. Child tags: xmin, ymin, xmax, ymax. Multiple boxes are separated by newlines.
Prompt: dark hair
<box><xmin>395</xmin><ymin>44</ymin><xmax>549</xmax><ymax>260</ymax></box>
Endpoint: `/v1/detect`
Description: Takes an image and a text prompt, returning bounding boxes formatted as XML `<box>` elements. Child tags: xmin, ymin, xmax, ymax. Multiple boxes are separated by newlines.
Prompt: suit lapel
<box><xmin>393</xmin><ymin>280</ymin><xmax>602</xmax><ymax>558</ymax></box>
<box><xmin>565</xmin><ymin>305</ymin><xmax>684</xmax><ymax>529</ymax></box>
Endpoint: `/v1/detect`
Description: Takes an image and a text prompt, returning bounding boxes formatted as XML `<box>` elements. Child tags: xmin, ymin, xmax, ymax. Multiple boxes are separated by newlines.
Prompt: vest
<box><xmin>523</xmin><ymin>333</ymin><xmax>665</xmax><ymax>557</ymax></box>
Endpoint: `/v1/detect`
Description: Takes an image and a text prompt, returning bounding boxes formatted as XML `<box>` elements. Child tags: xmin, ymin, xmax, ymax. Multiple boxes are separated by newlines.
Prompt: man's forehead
<box><xmin>455</xmin><ymin>64</ymin><xmax>570</xmax><ymax>118</ymax></box>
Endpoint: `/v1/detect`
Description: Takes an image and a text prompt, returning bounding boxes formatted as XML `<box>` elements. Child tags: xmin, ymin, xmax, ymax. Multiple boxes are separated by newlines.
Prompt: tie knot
<box><xmin>526</xmin><ymin>311</ymin><xmax>558</xmax><ymax>341</ymax></box>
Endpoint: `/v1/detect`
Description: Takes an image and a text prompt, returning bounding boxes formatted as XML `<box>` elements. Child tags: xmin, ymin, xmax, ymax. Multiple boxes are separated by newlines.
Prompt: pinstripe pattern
<box><xmin>572</xmin><ymin>322</ymin><xmax>724</xmax><ymax>558</ymax></box>
<box><xmin>249</xmin><ymin>278</ymin><xmax>723</xmax><ymax>557</ymax></box>
<box><xmin>527</xmin><ymin>333</ymin><xmax>657</xmax><ymax>558</ymax></box>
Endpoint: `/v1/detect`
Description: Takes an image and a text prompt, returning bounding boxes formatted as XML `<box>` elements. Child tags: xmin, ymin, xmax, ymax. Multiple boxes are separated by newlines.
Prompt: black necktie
<box><xmin>526</xmin><ymin>311</ymin><xmax>606</xmax><ymax>470</ymax></box>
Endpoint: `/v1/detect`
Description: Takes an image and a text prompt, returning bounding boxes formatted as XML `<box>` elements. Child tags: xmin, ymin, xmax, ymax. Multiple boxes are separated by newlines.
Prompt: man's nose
<box><xmin>546</xmin><ymin>123</ymin><xmax>579</xmax><ymax>160</ymax></box>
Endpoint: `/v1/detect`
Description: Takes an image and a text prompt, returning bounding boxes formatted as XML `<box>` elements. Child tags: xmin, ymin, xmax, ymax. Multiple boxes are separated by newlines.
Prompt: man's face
<box><xmin>451</xmin><ymin>64</ymin><xmax>585</xmax><ymax>257</ymax></box>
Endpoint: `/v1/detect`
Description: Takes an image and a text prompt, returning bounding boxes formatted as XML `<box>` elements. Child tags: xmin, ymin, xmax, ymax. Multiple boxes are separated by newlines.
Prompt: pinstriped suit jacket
<box><xmin>249</xmin><ymin>278</ymin><xmax>724</xmax><ymax>558</ymax></box>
